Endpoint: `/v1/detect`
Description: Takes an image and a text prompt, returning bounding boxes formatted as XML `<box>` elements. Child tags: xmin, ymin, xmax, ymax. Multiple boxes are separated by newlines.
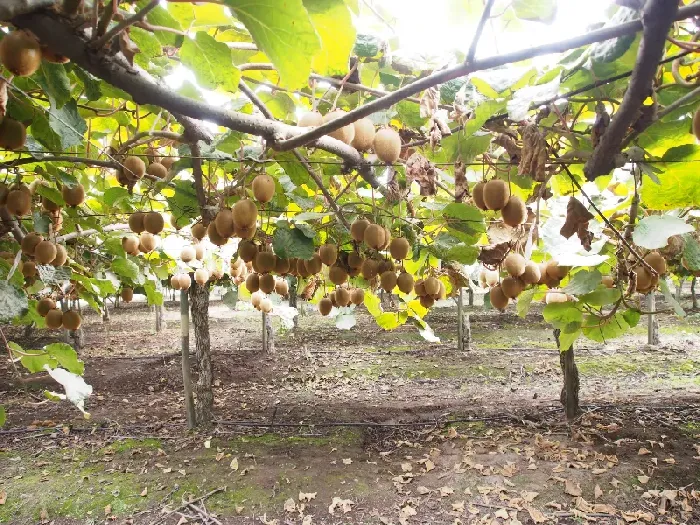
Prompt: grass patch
<box><xmin>106</xmin><ymin>437</ymin><xmax>162</xmax><ymax>453</ymax></box>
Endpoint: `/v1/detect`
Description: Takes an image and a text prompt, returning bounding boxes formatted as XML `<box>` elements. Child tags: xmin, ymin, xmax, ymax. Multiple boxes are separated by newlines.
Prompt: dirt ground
<box><xmin>1</xmin><ymin>296</ymin><xmax>700</xmax><ymax>525</ymax></box>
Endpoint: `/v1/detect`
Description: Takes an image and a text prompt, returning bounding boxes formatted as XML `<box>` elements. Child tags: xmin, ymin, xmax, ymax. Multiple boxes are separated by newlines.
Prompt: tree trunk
<box><xmin>467</xmin><ymin>287</ymin><xmax>474</xmax><ymax>307</ymax></box>
<box><xmin>288</xmin><ymin>276</ymin><xmax>299</xmax><ymax>329</ymax></box>
<box><xmin>262</xmin><ymin>312</ymin><xmax>275</xmax><ymax>353</ymax></box>
<box><xmin>457</xmin><ymin>288</ymin><xmax>471</xmax><ymax>352</ymax></box>
<box><xmin>102</xmin><ymin>300</ymin><xmax>110</xmax><ymax>322</ymax></box>
<box><xmin>692</xmin><ymin>277</ymin><xmax>698</xmax><ymax>310</ymax></box>
<box><xmin>554</xmin><ymin>329</ymin><xmax>580</xmax><ymax>420</ymax></box>
<box><xmin>647</xmin><ymin>293</ymin><xmax>659</xmax><ymax>345</ymax></box>
<box><xmin>676</xmin><ymin>279</ymin><xmax>684</xmax><ymax>302</ymax></box>
<box><xmin>154</xmin><ymin>304</ymin><xmax>163</xmax><ymax>333</ymax></box>
<box><xmin>189</xmin><ymin>283</ymin><xmax>213</xmax><ymax>427</ymax></box>
<box><xmin>180</xmin><ymin>290</ymin><xmax>196</xmax><ymax>429</ymax></box>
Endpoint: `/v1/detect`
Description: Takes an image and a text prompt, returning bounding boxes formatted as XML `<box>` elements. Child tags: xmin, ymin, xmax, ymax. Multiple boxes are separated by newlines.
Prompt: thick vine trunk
<box><xmin>189</xmin><ymin>283</ymin><xmax>213</xmax><ymax>427</ymax></box>
<box><xmin>647</xmin><ymin>293</ymin><xmax>659</xmax><ymax>345</ymax></box>
<box><xmin>457</xmin><ymin>288</ymin><xmax>471</xmax><ymax>352</ymax></box>
<box><xmin>288</xmin><ymin>277</ymin><xmax>299</xmax><ymax>329</ymax></box>
<box><xmin>692</xmin><ymin>277</ymin><xmax>698</xmax><ymax>310</ymax></box>
<box><xmin>262</xmin><ymin>312</ymin><xmax>275</xmax><ymax>353</ymax></box>
<box><xmin>154</xmin><ymin>304</ymin><xmax>163</xmax><ymax>333</ymax></box>
<box><xmin>554</xmin><ymin>329</ymin><xmax>580</xmax><ymax>420</ymax></box>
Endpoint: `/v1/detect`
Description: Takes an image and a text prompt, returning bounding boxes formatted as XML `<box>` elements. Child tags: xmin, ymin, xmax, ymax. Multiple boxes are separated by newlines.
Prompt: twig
<box><xmin>92</xmin><ymin>0</ymin><xmax>159</xmax><ymax>49</ymax></box>
<box><xmin>117</xmin><ymin>130</ymin><xmax>184</xmax><ymax>156</ymax></box>
<box><xmin>150</xmin><ymin>487</ymin><xmax>226</xmax><ymax>525</ymax></box>
<box><xmin>0</xmin><ymin>327</ymin><xmax>22</xmax><ymax>384</ymax></box>
<box><xmin>466</xmin><ymin>0</ymin><xmax>496</xmax><ymax>63</ymax></box>
<box><xmin>189</xmin><ymin>141</ymin><xmax>212</xmax><ymax>223</ymax></box>
<box><xmin>188</xmin><ymin>502</ymin><xmax>222</xmax><ymax>525</ymax></box>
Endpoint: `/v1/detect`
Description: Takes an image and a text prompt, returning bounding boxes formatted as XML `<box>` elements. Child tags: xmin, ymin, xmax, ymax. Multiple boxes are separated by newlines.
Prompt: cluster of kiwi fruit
<box><xmin>472</xmin><ymin>179</ymin><xmax>527</xmax><ymax>228</ymax></box>
<box><xmin>123</xmin><ymin>211</ymin><xmax>165</xmax><ymax>255</ymax></box>
<box><xmin>0</xmin><ymin>181</ymin><xmax>83</xmax><ymax>223</ymax></box>
<box><xmin>480</xmin><ymin>253</ymin><xmax>572</xmax><ymax>311</ymax></box>
<box><xmin>36</xmin><ymin>298</ymin><xmax>81</xmax><ymax>330</ymax></box>
<box><xmin>633</xmin><ymin>251</ymin><xmax>667</xmax><ymax>294</ymax></box>
<box><xmin>412</xmin><ymin>275</ymin><xmax>447</xmax><ymax>308</ymax></box>
<box><xmin>250</xmin><ymin>291</ymin><xmax>274</xmax><ymax>314</ymax></box>
<box><xmin>117</xmin><ymin>156</ymin><xmax>172</xmax><ymax>186</ymax></box>
<box><xmin>298</xmin><ymin>111</ymin><xmax>402</xmax><ymax>164</ymax></box>
<box><xmin>317</xmin><ymin>287</ymin><xmax>365</xmax><ymax>316</ymax></box>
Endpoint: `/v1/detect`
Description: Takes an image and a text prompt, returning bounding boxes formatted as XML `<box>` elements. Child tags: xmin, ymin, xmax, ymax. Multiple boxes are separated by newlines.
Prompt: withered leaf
<box><xmin>119</xmin><ymin>31</ymin><xmax>140</xmax><ymax>67</ymax></box>
<box><xmin>406</xmin><ymin>153</ymin><xmax>437</xmax><ymax>196</ymax></box>
<box><xmin>518</xmin><ymin>124</ymin><xmax>547</xmax><ymax>181</ymax></box>
<box><xmin>560</xmin><ymin>197</ymin><xmax>594</xmax><ymax>239</ymax></box>
<box><xmin>454</xmin><ymin>159</ymin><xmax>468</xmax><ymax>203</ymax></box>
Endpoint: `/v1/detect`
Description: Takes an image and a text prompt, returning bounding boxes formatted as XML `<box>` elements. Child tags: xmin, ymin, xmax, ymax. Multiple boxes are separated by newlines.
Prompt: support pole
<box><xmin>457</xmin><ymin>288</ymin><xmax>464</xmax><ymax>352</ymax></box>
<box><xmin>155</xmin><ymin>304</ymin><xmax>163</xmax><ymax>333</ymax></box>
<box><xmin>647</xmin><ymin>292</ymin><xmax>659</xmax><ymax>346</ymax></box>
<box><xmin>180</xmin><ymin>289</ymin><xmax>196</xmax><ymax>429</ymax></box>
<box><xmin>692</xmin><ymin>277</ymin><xmax>698</xmax><ymax>310</ymax></box>
<box><xmin>262</xmin><ymin>312</ymin><xmax>275</xmax><ymax>353</ymax></box>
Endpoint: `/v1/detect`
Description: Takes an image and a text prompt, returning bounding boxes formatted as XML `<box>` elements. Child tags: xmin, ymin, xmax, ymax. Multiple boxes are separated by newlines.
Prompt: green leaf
<box><xmin>443</xmin><ymin>202</ymin><xmax>486</xmax><ymax>243</ymax></box>
<box><xmin>0</xmin><ymin>281</ymin><xmax>28</xmax><ymax>323</ymax></box>
<box><xmin>272</xmin><ymin>223</ymin><xmax>315</xmax><ymax>260</ymax></box>
<box><xmin>512</xmin><ymin>0</ymin><xmax>557</xmax><ymax>23</ymax></box>
<box><xmin>445</xmin><ymin>244</ymin><xmax>479</xmax><ymax>265</ymax></box>
<box><xmin>632</xmin><ymin>215</ymin><xmax>694</xmax><ymax>249</ymax></box>
<box><xmin>558</xmin><ymin>329</ymin><xmax>580</xmax><ymax>351</ymax></box>
<box><xmin>579</xmin><ymin>286</ymin><xmax>621</xmax><ymax>307</ymax></box>
<box><xmin>516</xmin><ymin>287</ymin><xmax>537</xmax><ymax>318</ymax></box>
<box><xmin>304</xmin><ymin>0</ymin><xmax>355</xmax><ymax>77</ymax></box>
<box><xmin>45</xmin><ymin>343</ymin><xmax>84</xmax><ymax>375</ymax></box>
<box><xmin>49</xmin><ymin>99</ymin><xmax>87</xmax><ymax>149</ymax></box>
<box><xmin>683</xmin><ymin>235</ymin><xmax>700</xmax><ymax>271</ymax></box>
<box><xmin>37</xmin><ymin>62</ymin><xmax>71</xmax><ymax>109</ymax></box>
<box><xmin>582</xmin><ymin>312</ymin><xmax>629</xmax><ymax>343</ymax></box>
<box><xmin>353</xmin><ymin>33</ymin><xmax>381</xmax><ymax>58</ymax></box>
<box><xmin>659</xmin><ymin>279</ymin><xmax>685</xmax><ymax>317</ymax></box>
<box><xmin>223</xmin><ymin>289</ymin><xmax>238</xmax><ymax>309</ymax></box>
<box><xmin>563</xmin><ymin>269</ymin><xmax>601</xmax><ymax>295</ymax></box>
<box><xmin>103</xmin><ymin>187</ymin><xmax>131</xmax><ymax>207</ymax></box>
<box><xmin>641</xmin><ymin>145</ymin><xmax>700</xmax><ymax>209</ymax></box>
<box><xmin>32</xmin><ymin>209</ymin><xmax>50</xmax><ymax>235</ymax></box>
<box><xmin>543</xmin><ymin>302</ymin><xmax>582</xmax><ymax>331</ymax></box>
<box><xmin>180</xmin><ymin>31</ymin><xmax>240</xmax><ymax>92</ymax></box>
<box><xmin>111</xmin><ymin>258</ymin><xmax>140</xmax><ymax>283</ymax></box>
<box><xmin>35</xmin><ymin>185</ymin><xmax>65</xmax><ymax>208</ymax></box>
<box><xmin>144</xmin><ymin>280</ymin><xmax>164</xmax><ymax>307</ymax></box>
<box><xmin>20</xmin><ymin>350</ymin><xmax>54</xmax><ymax>374</ymax></box>
<box><xmin>73</xmin><ymin>68</ymin><xmax>102</xmax><ymax>101</ymax></box>
<box><xmin>375</xmin><ymin>312</ymin><xmax>405</xmax><ymax>331</ymax></box>
<box><xmin>363</xmin><ymin>291</ymin><xmax>382</xmax><ymax>317</ymax></box>
<box><xmin>623</xmin><ymin>308</ymin><xmax>642</xmax><ymax>328</ymax></box>
<box><xmin>130</xmin><ymin>27</ymin><xmax>162</xmax><ymax>68</ymax></box>
<box><xmin>225</xmin><ymin>0</ymin><xmax>321</xmax><ymax>88</ymax></box>
<box><xmin>0</xmin><ymin>405</ymin><xmax>5</xmax><ymax>427</ymax></box>
<box><xmin>146</xmin><ymin>6</ymin><xmax>184</xmax><ymax>46</ymax></box>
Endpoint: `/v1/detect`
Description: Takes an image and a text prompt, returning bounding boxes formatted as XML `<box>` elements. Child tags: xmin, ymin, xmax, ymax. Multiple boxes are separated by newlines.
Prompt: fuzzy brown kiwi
<box><xmin>21</xmin><ymin>232</ymin><xmax>43</xmax><ymax>256</ymax></box>
<box><xmin>504</xmin><ymin>253</ymin><xmax>526</xmax><ymax>278</ymax></box>
<box><xmin>298</xmin><ymin>111</ymin><xmax>323</xmax><ymax>127</ymax></box>
<box><xmin>333</xmin><ymin>287</ymin><xmax>349</xmax><ymax>307</ymax></box>
<box><xmin>41</xmin><ymin>195</ymin><xmax>60</xmax><ymax>212</ymax></box>
<box><xmin>304</xmin><ymin>253</ymin><xmax>323</xmax><ymax>275</ymax></box>
<box><xmin>62</xmin><ymin>310</ymin><xmax>82</xmax><ymax>330</ymax></box>
<box><xmin>380</xmin><ymin>271</ymin><xmax>397</xmax><ymax>292</ymax></box>
<box><xmin>252</xmin><ymin>174</ymin><xmax>275</xmax><ymax>203</ymax></box>
<box><xmin>34</xmin><ymin>240</ymin><xmax>57</xmax><ymax>264</ymax></box>
<box><xmin>501</xmin><ymin>276</ymin><xmax>523</xmax><ymax>299</ymax></box>
<box><xmin>7</xmin><ymin>188</ymin><xmax>31</xmax><ymax>216</ymax></box>
<box><xmin>146</xmin><ymin>162</ymin><xmax>168</xmax><ymax>179</ymax></box>
<box><xmin>143</xmin><ymin>211</ymin><xmax>164</xmax><ymax>234</ymax></box>
<box><xmin>601</xmin><ymin>275</ymin><xmax>614</xmax><ymax>289</ymax></box>
<box><xmin>0</xmin><ymin>31</ymin><xmax>41</xmax><ymax>77</ymax></box>
<box><xmin>389</xmin><ymin>237</ymin><xmax>410</xmax><ymax>260</ymax></box>
<box><xmin>121</xmin><ymin>287</ymin><xmax>134</xmax><ymax>302</ymax></box>
<box><xmin>37</xmin><ymin>297</ymin><xmax>55</xmax><ymax>317</ymax></box>
<box><xmin>233</xmin><ymin>199</ymin><xmax>258</xmax><ymax>229</ymax></box>
<box><xmin>296</xmin><ymin>258</ymin><xmax>311</xmax><ymax>278</ymax></box>
<box><xmin>319</xmin><ymin>244</ymin><xmax>338</xmax><ymax>266</ymax></box>
<box><xmin>206</xmin><ymin>222</ymin><xmax>226</xmax><ymax>246</ymax></box>
<box><xmin>0</xmin><ymin>119</ymin><xmax>27</xmax><ymax>151</ymax></box>
<box><xmin>501</xmin><ymin>196</ymin><xmax>527</xmax><ymax>227</ymax></box>
<box><xmin>260</xmin><ymin>298</ymin><xmax>273</xmax><ymax>313</ymax></box>
<box><xmin>472</xmin><ymin>181</ymin><xmax>487</xmax><ymax>210</ymax></box>
<box><xmin>635</xmin><ymin>266</ymin><xmax>652</xmax><ymax>291</ymax></box>
<box><xmin>423</xmin><ymin>276</ymin><xmax>440</xmax><ymax>296</ymax></box>
<box><xmin>256</xmin><ymin>251</ymin><xmax>276</xmax><ymax>273</ymax></box>
<box><xmin>483</xmin><ymin>179</ymin><xmax>509</xmax><ymax>211</ymax></box>
<box><xmin>318</xmin><ymin>297</ymin><xmax>333</xmax><ymax>316</ymax></box>
<box><xmin>521</xmin><ymin>261</ymin><xmax>541</xmax><ymax>285</ymax></box>
<box><xmin>378</xmin><ymin>259</ymin><xmax>395</xmax><ymax>274</ymax></box>
<box><xmin>178</xmin><ymin>274</ymin><xmax>192</xmax><ymax>290</ymax></box>
<box><xmin>181</xmin><ymin>246</ymin><xmax>196</xmax><ymax>263</ymax></box>
<box><xmin>139</xmin><ymin>232</ymin><xmax>157</xmax><ymax>252</ymax></box>
<box><xmin>329</xmin><ymin>264</ymin><xmax>348</xmax><ymax>285</ymax></box>
<box><xmin>275</xmin><ymin>257</ymin><xmax>291</xmax><ymax>275</ymax></box>
<box><xmin>237</xmin><ymin>240</ymin><xmax>257</xmax><ymax>262</ymax></box>
<box><xmin>275</xmin><ymin>279</ymin><xmax>289</xmax><ymax>296</ymax></box>
<box><xmin>192</xmin><ymin>268</ymin><xmax>208</xmax><ymax>286</ymax></box>
<box><xmin>363</xmin><ymin>224</ymin><xmax>385</xmax><ymax>250</ymax></box>
<box><xmin>123</xmin><ymin>156</ymin><xmax>146</xmax><ymax>181</ymax></box>
<box><xmin>323</xmin><ymin>110</ymin><xmax>355</xmax><ymax>144</ymax></box>
<box><xmin>128</xmin><ymin>212</ymin><xmax>146</xmax><ymax>233</ymax></box>
<box><xmin>245</xmin><ymin>273</ymin><xmax>260</xmax><ymax>293</ymax></box>
<box><xmin>122</xmin><ymin>236</ymin><xmax>139</xmax><ymax>255</ymax></box>
<box><xmin>170</xmin><ymin>275</ymin><xmax>182</xmax><ymax>290</ymax></box>
<box><xmin>191</xmin><ymin>222</ymin><xmax>207</xmax><ymax>240</ymax></box>
<box><xmin>397</xmin><ymin>271</ymin><xmax>414</xmax><ymax>294</ymax></box>
<box><xmin>250</xmin><ymin>291</ymin><xmax>263</xmax><ymax>309</ymax></box>
<box><xmin>62</xmin><ymin>184</ymin><xmax>85</xmax><ymax>207</ymax></box>
<box><xmin>195</xmin><ymin>244</ymin><xmax>204</xmax><ymax>260</ymax></box>
<box><xmin>420</xmin><ymin>294</ymin><xmax>435</xmax><ymax>308</ymax></box>
<box><xmin>414</xmin><ymin>279</ymin><xmax>426</xmax><ymax>296</ymax></box>
<box><xmin>348</xmin><ymin>252</ymin><xmax>364</xmax><ymax>269</ymax></box>
<box><xmin>350</xmin><ymin>288</ymin><xmax>364</xmax><ymax>305</ymax></box>
<box><xmin>361</xmin><ymin>258</ymin><xmax>379</xmax><ymax>280</ymax></box>
<box><xmin>373</xmin><ymin>128</ymin><xmax>401</xmax><ymax>163</ymax></box>
<box><xmin>545</xmin><ymin>291</ymin><xmax>569</xmax><ymax>304</ymax></box>
<box><xmin>330</xmin><ymin>292</ymin><xmax>339</xmax><ymax>308</ymax></box>
<box><xmin>351</xmin><ymin>118</ymin><xmax>376</xmax><ymax>151</ymax></box>
<box><xmin>490</xmin><ymin>285</ymin><xmax>509</xmax><ymax>311</ymax></box>
<box><xmin>45</xmin><ymin>309</ymin><xmax>63</xmax><ymax>329</ymax></box>
<box><xmin>214</xmin><ymin>208</ymin><xmax>235</xmax><ymax>238</ymax></box>
<box><xmin>0</xmin><ymin>183</ymin><xmax>8</xmax><ymax>205</ymax></box>
<box><xmin>351</xmin><ymin>219</ymin><xmax>371</xmax><ymax>242</ymax></box>
<box><xmin>644</xmin><ymin>252</ymin><xmax>667</xmax><ymax>275</ymax></box>
<box><xmin>348</xmin><ymin>265</ymin><xmax>361</xmax><ymax>278</ymax></box>
<box><xmin>545</xmin><ymin>260</ymin><xmax>570</xmax><ymax>280</ymax></box>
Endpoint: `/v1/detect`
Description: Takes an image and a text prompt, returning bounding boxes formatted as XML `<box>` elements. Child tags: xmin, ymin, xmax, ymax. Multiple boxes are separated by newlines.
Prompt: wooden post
<box><xmin>180</xmin><ymin>289</ymin><xmax>196</xmax><ymax>429</ymax></box>
<box><xmin>288</xmin><ymin>276</ymin><xmax>299</xmax><ymax>329</ymax></box>
<box><xmin>262</xmin><ymin>312</ymin><xmax>275</xmax><ymax>353</ymax></box>
<box><xmin>692</xmin><ymin>277</ymin><xmax>698</xmax><ymax>310</ymax></box>
<box><xmin>464</xmin><ymin>311</ymin><xmax>471</xmax><ymax>351</ymax></box>
<box><xmin>676</xmin><ymin>278</ymin><xmax>684</xmax><ymax>302</ymax></box>
<box><xmin>467</xmin><ymin>287</ymin><xmax>474</xmax><ymax>307</ymax></box>
<box><xmin>154</xmin><ymin>304</ymin><xmax>163</xmax><ymax>333</ymax></box>
<box><xmin>647</xmin><ymin>293</ymin><xmax>659</xmax><ymax>345</ymax></box>
<box><xmin>457</xmin><ymin>288</ymin><xmax>464</xmax><ymax>352</ymax></box>
<box><xmin>554</xmin><ymin>329</ymin><xmax>580</xmax><ymax>420</ymax></box>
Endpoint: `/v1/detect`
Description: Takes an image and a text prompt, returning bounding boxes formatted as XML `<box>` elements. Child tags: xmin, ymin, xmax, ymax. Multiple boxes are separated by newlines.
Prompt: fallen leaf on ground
<box><xmin>284</xmin><ymin>498</ymin><xmax>296</xmax><ymax>512</ymax></box>
<box><xmin>565</xmin><ymin>480</ymin><xmax>582</xmax><ymax>497</ymax></box>
<box><xmin>595</xmin><ymin>484</ymin><xmax>603</xmax><ymax>499</ymax></box>
<box><xmin>638</xmin><ymin>447</ymin><xmax>651</xmax><ymax>455</ymax></box>
<box><xmin>342</xmin><ymin>458</ymin><xmax>352</xmax><ymax>465</ymax></box>
<box><xmin>328</xmin><ymin>497</ymin><xmax>353</xmax><ymax>515</ymax></box>
<box><xmin>638</xmin><ymin>475</ymin><xmax>650</xmax><ymax>484</ymax></box>
<box><xmin>439</xmin><ymin>486</ymin><xmax>455</xmax><ymax>497</ymax></box>
<box><xmin>299</xmin><ymin>492</ymin><xmax>317</xmax><ymax>502</ymax></box>
<box><xmin>527</xmin><ymin>506</ymin><xmax>547</xmax><ymax>523</ymax></box>
<box><xmin>230</xmin><ymin>457</ymin><xmax>239</xmax><ymax>470</ymax></box>
<box><xmin>0</xmin><ymin>490</ymin><xmax>6</xmax><ymax>505</ymax></box>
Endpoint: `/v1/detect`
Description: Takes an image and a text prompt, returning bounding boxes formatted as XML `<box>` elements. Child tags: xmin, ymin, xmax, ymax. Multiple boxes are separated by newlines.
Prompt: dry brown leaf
<box><xmin>565</xmin><ymin>479</ymin><xmax>582</xmax><ymax>497</ymax></box>
<box><xmin>342</xmin><ymin>458</ymin><xmax>352</xmax><ymax>465</ymax></box>
<box><xmin>452</xmin><ymin>500</ymin><xmax>465</xmax><ymax>512</ymax></box>
<box><xmin>638</xmin><ymin>475</ymin><xmax>650</xmax><ymax>484</ymax></box>
<box><xmin>0</xmin><ymin>490</ymin><xmax>5</xmax><ymax>505</ymax></box>
<box><xmin>518</xmin><ymin>124</ymin><xmax>547</xmax><ymax>182</ymax></box>
<box><xmin>230</xmin><ymin>457</ymin><xmax>239</xmax><ymax>470</ymax></box>
<box><xmin>401</xmin><ymin>462</ymin><xmax>412</xmax><ymax>472</ymax></box>
<box><xmin>299</xmin><ymin>492</ymin><xmax>317</xmax><ymax>502</ymax></box>
<box><xmin>594</xmin><ymin>484</ymin><xmax>603</xmax><ymax>499</ymax></box>
<box><xmin>439</xmin><ymin>486</ymin><xmax>455</xmax><ymax>497</ymax></box>
<box><xmin>104</xmin><ymin>504</ymin><xmax>112</xmax><ymax>516</ymax></box>
<box><xmin>406</xmin><ymin>153</ymin><xmax>437</xmax><ymax>196</ymax></box>
<box><xmin>494</xmin><ymin>508</ymin><xmax>509</xmax><ymax>519</ymax></box>
<box><xmin>328</xmin><ymin>497</ymin><xmax>353</xmax><ymax>515</ymax></box>
<box><xmin>0</xmin><ymin>79</ymin><xmax>7</xmax><ymax>119</ymax></box>
<box><xmin>119</xmin><ymin>31</ymin><xmax>140</xmax><ymax>66</ymax></box>
<box><xmin>560</xmin><ymin>197</ymin><xmax>594</xmax><ymax>241</ymax></box>
<box><xmin>638</xmin><ymin>447</ymin><xmax>652</xmax><ymax>455</ymax></box>
<box><xmin>284</xmin><ymin>498</ymin><xmax>296</xmax><ymax>512</ymax></box>
<box><xmin>454</xmin><ymin>159</ymin><xmax>468</xmax><ymax>203</ymax></box>
<box><xmin>140</xmin><ymin>487</ymin><xmax>148</xmax><ymax>497</ymax></box>
<box><xmin>526</xmin><ymin>506</ymin><xmax>547</xmax><ymax>523</ymax></box>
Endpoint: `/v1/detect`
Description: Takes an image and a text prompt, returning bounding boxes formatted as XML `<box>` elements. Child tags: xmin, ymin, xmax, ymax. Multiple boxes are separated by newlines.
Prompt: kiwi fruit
<box><xmin>694</xmin><ymin>108</ymin><xmax>700</xmax><ymax>141</ymax></box>
<box><xmin>62</xmin><ymin>184</ymin><xmax>85</xmax><ymax>207</ymax></box>
<box><xmin>122</xmin><ymin>236</ymin><xmax>139</xmax><ymax>255</ymax></box>
<box><xmin>501</xmin><ymin>276</ymin><xmax>523</xmax><ymax>299</ymax></box>
<box><xmin>397</xmin><ymin>271</ymin><xmax>414</xmax><ymax>294</ymax></box>
<box><xmin>389</xmin><ymin>238</ymin><xmax>410</xmax><ymax>260</ymax></box>
<box><xmin>37</xmin><ymin>297</ymin><xmax>55</xmax><ymax>317</ymax></box>
<box><xmin>146</xmin><ymin>162</ymin><xmax>168</xmax><ymax>179</ymax></box>
<box><xmin>194</xmin><ymin>269</ymin><xmax>209</xmax><ymax>286</ymax></box>
<box><xmin>195</xmin><ymin>244</ymin><xmax>204</xmax><ymax>260</ymax></box>
<box><xmin>256</xmin><ymin>251</ymin><xmax>276</xmax><ymax>273</ymax></box>
<box><xmin>318</xmin><ymin>297</ymin><xmax>333</xmax><ymax>316</ymax></box>
<box><xmin>380</xmin><ymin>271</ymin><xmax>397</xmax><ymax>292</ymax></box>
<box><xmin>143</xmin><ymin>211</ymin><xmax>164</xmax><ymax>234</ymax></box>
<box><xmin>34</xmin><ymin>240</ymin><xmax>57</xmax><ymax>264</ymax></box>
<box><xmin>319</xmin><ymin>244</ymin><xmax>338</xmax><ymax>266</ymax></box>
<box><xmin>644</xmin><ymin>252</ymin><xmax>666</xmax><ymax>275</ymax></box>
<box><xmin>545</xmin><ymin>260</ymin><xmax>570</xmax><ymax>280</ymax></box>
<box><xmin>275</xmin><ymin>257</ymin><xmax>290</xmax><ymax>275</ymax></box>
<box><xmin>472</xmin><ymin>182</ymin><xmax>487</xmax><ymax>210</ymax></box>
<box><xmin>601</xmin><ymin>275</ymin><xmax>614</xmax><ymax>289</ymax></box>
<box><xmin>333</xmin><ymin>287</ymin><xmax>349</xmax><ymax>307</ymax></box>
<box><xmin>348</xmin><ymin>252</ymin><xmax>364</xmax><ymax>269</ymax></box>
<box><xmin>489</xmin><ymin>285</ymin><xmax>509</xmax><ymax>311</ymax></box>
<box><xmin>361</xmin><ymin>258</ymin><xmax>379</xmax><ymax>280</ymax></box>
<box><xmin>252</xmin><ymin>174</ymin><xmax>275</xmax><ymax>204</ymax></box>
<box><xmin>0</xmin><ymin>183</ymin><xmax>8</xmax><ymax>205</ymax></box>
<box><xmin>363</xmin><ymin>224</ymin><xmax>385</xmax><ymax>250</ymax></box>
<box><xmin>414</xmin><ymin>279</ymin><xmax>426</xmax><ymax>296</ymax></box>
<box><xmin>305</xmin><ymin>253</ymin><xmax>323</xmax><ymax>275</ymax></box>
<box><xmin>0</xmin><ymin>119</ymin><xmax>27</xmax><ymax>151</ymax></box>
<box><xmin>41</xmin><ymin>195</ymin><xmax>60</xmax><ymax>212</ymax></box>
<box><xmin>0</xmin><ymin>31</ymin><xmax>41</xmax><ymax>77</ymax></box>
<box><xmin>501</xmin><ymin>196</ymin><xmax>527</xmax><ymax>227</ymax></box>
<box><xmin>237</xmin><ymin>240</ymin><xmax>257</xmax><ymax>262</ymax></box>
<box><xmin>350</xmin><ymin>288</ymin><xmax>364</xmax><ymax>305</ymax></box>
<box><xmin>206</xmin><ymin>222</ymin><xmax>226</xmax><ymax>246</ymax></box>
<box><xmin>138</xmin><ymin>232</ymin><xmax>155</xmax><ymax>253</ymax></box>
<box><xmin>378</xmin><ymin>259</ymin><xmax>395</xmax><ymax>274</ymax></box>
<box><xmin>212</xmin><ymin>209</ymin><xmax>234</xmax><ymax>238</ymax></box>
<box><xmin>483</xmin><ymin>270</ymin><xmax>499</xmax><ymax>287</ymax></box>
<box><xmin>62</xmin><ymin>310</ymin><xmax>82</xmax><ymax>330</ymax></box>
<box><xmin>121</xmin><ymin>287</ymin><xmax>134</xmax><ymax>302</ymax></box>
<box><xmin>41</xmin><ymin>46</ymin><xmax>69</xmax><ymax>64</ymax></box>
<box><xmin>504</xmin><ymin>253</ymin><xmax>526</xmax><ymax>278</ymax></box>
<box><xmin>483</xmin><ymin>179</ymin><xmax>509</xmax><ymax>211</ymax></box>
<box><xmin>181</xmin><ymin>246</ymin><xmax>195</xmax><ymax>263</ymax></box>
<box><xmin>171</xmin><ymin>275</ymin><xmax>182</xmax><ymax>290</ymax></box>
<box><xmin>179</xmin><ymin>274</ymin><xmax>192</xmax><ymax>290</ymax></box>
<box><xmin>297</xmin><ymin>259</ymin><xmax>311</xmax><ymax>278</ymax></box>
<box><xmin>537</xmin><ymin>263</ymin><xmax>549</xmax><ymax>285</ymax></box>
<box><xmin>123</xmin><ymin>156</ymin><xmax>146</xmax><ymax>181</ymax></box>
<box><xmin>7</xmin><ymin>188</ymin><xmax>31</xmax><ymax>216</ymax></box>
<box><xmin>420</xmin><ymin>295</ymin><xmax>435</xmax><ymax>308</ymax></box>
<box><xmin>192</xmin><ymin>222</ymin><xmax>207</xmax><ymax>240</ymax></box>
<box><xmin>298</xmin><ymin>111</ymin><xmax>323</xmax><ymax>127</ymax></box>
<box><xmin>424</xmin><ymin>276</ymin><xmax>440</xmax><ymax>296</ymax></box>
<box><xmin>22</xmin><ymin>261</ymin><xmax>36</xmax><ymax>278</ymax></box>
<box><xmin>351</xmin><ymin>118</ymin><xmax>376</xmax><ymax>151</ymax></box>
<box><xmin>436</xmin><ymin>280</ymin><xmax>447</xmax><ymax>300</ymax></box>
<box><xmin>351</xmin><ymin>219</ymin><xmax>370</xmax><ymax>242</ymax></box>
<box><xmin>545</xmin><ymin>291</ymin><xmax>569</xmax><ymax>304</ymax></box>
<box><xmin>245</xmin><ymin>273</ymin><xmax>260</xmax><ymax>293</ymax></box>
<box><xmin>45</xmin><ymin>309</ymin><xmax>63</xmax><ymax>329</ymax></box>
<box><xmin>260</xmin><ymin>299</ymin><xmax>273</xmax><ymax>314</ymax></box>
<box><xmin>21</xmin><ymin>232</ymin><xmax>43</xmax><ymax>256</ymax></box>
<box><xmin>275</xmin><ymin>279</ymin><xmax>289</xmax><ymax>296</ymax></box>
<box><xmin>373</xmin><ymin>128</ymin><xmax>401</xmax><ymax>164</ymax></box>
<box><xmin>323</xmin><ymin>110</ymin><xmax>355</xmax><ymax>144</ymax></box>
<box><xmin>329</xmin><ymin>264</ymin><xmax>348</xmax><ymax>285</ymax></box>
<box><xmin>128</xmin><ymin>212</ymin><xmax>146</xmax><ymax>233</ymax></box>
<box><xmin>233</xmin><ymin>199</ymin><xmax>258</xmax><ymax>230</ymax></box>
<box><xmin>635</xmin><ymin>266</ymin><xmax>652</xmax><ymax>291</ymax></box>
<box><xmin>251</xmin><ymin>291</ymin><xmax>263</xmax><ymax>309</ymax></box>
<box><xmin>521</xmin><ymin>261</ymin><xmax>541</xmax><ymax>285</ymax></box>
